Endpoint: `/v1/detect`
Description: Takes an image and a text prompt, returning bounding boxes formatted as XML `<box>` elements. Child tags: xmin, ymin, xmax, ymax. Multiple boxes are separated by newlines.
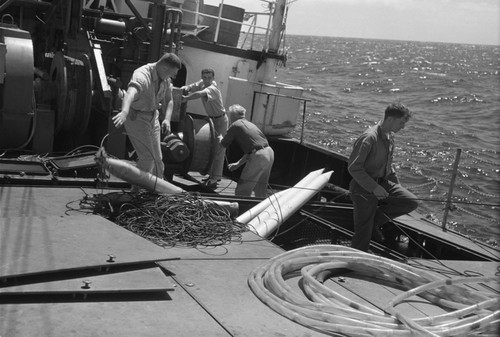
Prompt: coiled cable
<box><xmin>248</xmin><ymin>245</ymin><xmax>499</xmax><ymax>337</ymax></box>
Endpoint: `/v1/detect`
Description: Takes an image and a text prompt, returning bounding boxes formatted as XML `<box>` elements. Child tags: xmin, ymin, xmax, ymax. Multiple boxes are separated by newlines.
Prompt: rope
<box><xmin>248</xmin><ymin>245</ymin><xmax>499</xmax><ymax>337</ymax></box>
<box><xmin>114</xmin><ymin>192</ymin><xmax>247</xmax><ymax>247</ymax></box>
<box><xmin>73</xmin><ymin>191</ymin><xmax>247</xmax><ymax>247</ymax></box>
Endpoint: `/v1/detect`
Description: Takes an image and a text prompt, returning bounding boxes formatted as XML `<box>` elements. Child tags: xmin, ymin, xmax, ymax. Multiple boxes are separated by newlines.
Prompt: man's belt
<box><xmin>248</xmin><ymin>144</ymin><xmax>269</xmax><ymax>154</ymax></box>
<box><xmin>210</xmin><ymin>114</ymin><xmax>225</xmax><ymax>119</ymax></box>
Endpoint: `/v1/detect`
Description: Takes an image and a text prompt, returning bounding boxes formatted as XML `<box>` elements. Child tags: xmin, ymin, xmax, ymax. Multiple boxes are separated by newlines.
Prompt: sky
<box><xmin>203</xmin><ymin>0</ymin><xmax>500</xmax><ymax>45</ymax></box>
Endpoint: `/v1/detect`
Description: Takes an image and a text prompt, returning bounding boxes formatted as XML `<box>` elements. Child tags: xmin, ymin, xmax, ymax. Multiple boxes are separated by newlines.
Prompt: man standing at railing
<box><xmin>181</xmin><ymin>68</ymin><xmax>228</xmax><ymax>188</ymax></box>
<box><xmin>348</xmin><ymin>103</ymin><xmax>419</xmax><ymax>252</ymax></box>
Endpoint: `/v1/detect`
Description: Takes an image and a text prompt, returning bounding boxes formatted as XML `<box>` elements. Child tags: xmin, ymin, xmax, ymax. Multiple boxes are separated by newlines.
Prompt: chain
<box><xmin>455</xmin><ymin>205</ymin><xmax>499</xmax><ymax>224</ymax></box>
<box><xmin>462</xmin><ymin>151</ymin><xmax>499</xmax><ymax>166</ymax></box>
<box><xmin>456</xmin><ymin>176</ymin><xmax>500</xmax><ymax>199</ymax></box>
<box><xmin>406</xmin><ymin>179</ymin><xmax>437</xmax><ymax>191</ymax></box>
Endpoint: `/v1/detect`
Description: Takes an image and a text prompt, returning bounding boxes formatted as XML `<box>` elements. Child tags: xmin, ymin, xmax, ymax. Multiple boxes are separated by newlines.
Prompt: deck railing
<box><xmin>180</xmin><ymin>0</ymin><xmax>276</xmax><ymax>51</ymax></box>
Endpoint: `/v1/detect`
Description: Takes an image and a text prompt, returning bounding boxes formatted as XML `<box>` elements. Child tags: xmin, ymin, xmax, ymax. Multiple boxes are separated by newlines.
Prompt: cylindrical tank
<box><xmin>162</xmin><ymin>134</ymin><xmax>190</xmax><ymax>162</ymax></box>
<box><xmin>95</xmin><ymin>18</ymin><xmax>127</xmax><ymax>36</ymax></box>
<box><xmin>0</xmin><ymin>25</ymin><xmax>34</xmax><ymax>149</ymax></box>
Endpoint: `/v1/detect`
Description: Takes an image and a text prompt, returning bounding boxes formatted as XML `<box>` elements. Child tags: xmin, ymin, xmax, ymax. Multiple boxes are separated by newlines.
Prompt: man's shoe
<box><xmin>381</xmin><ymin>222</ymin><xmax>400</xmax><ymax>245</ymax></box>
<box><xmin>202</xmin><ymin>180</ymin><xmax>218</xmax><ymax>189</ymax></box>
<box><xmin>371</xmin><ymin>226</ymin><xmax>386</xmax><ymax>244</ymax></box>
<box><xmin>202</xmin><ymin>177</ymin><xmax>221</xmax><ymax>183</ymax></box>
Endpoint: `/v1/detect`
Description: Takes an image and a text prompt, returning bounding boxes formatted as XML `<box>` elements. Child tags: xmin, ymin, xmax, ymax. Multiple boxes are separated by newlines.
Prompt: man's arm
<box><xmin>161</xmin><ymin>83</ymin><xmax>174</xmax><ymax>135</ymax></box>
<box><xmin>112</xmin><ymin>86</ymin><xmax>138</xmax><ymax>128</ymax></box>
<box><xmin>348</xmin><ymin>138</ymin><xmax>379</xmax><ymax>192</ymax></box>
<box><xmin>228</xmin><ymin>155</ymin><xmax>248</xmax><ymax>171</ymax></box>
<box><xmin>181</xmin><ymin>90</ymin><xmax>206</xmax><ymax>103</ymax></box>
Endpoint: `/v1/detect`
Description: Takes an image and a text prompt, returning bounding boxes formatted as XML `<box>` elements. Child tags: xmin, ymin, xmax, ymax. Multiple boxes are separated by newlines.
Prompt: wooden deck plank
<box><xmin>0</xmin><ymin>267</ymin><xmax>172</xmax><ymax>294</ymax></box>
<box><xmin>407</xmin><ymin>259</ymin><xmax>500</xmax><ymax>295</ymax></box>
<box><xmin>0</xmin><ymin>286</ymin><xmax>232</xmax><ymax>337</ymax></box>
<box><xmin>186</xmin><ymin>172</ymin><xmax>238</xmax><ymax>196</ymax></box>
<box><xmin>0</xmin><ymin>215</ymin><xmax>171</xmax><ymax>279</ymax></box>
<box><xmin>0</xmin><ymin>186</ymin><xmax>86</xmax><ymax>218</ymax></box>
<box><xmin>326</xmin><ymin>272</ymin><xmax>447</xmax><ymax>319</ymax></box>
<box><xmin>1</xmin><ymin>185</ymin><xmax>497</xmax><ymax>336</ymax></box>
<box><xmin>159</xmin><ymin>259</ymin><xmax>330</xmax><ymax>337</ymax></box>
<box><xmin>396</xmin><ymin>214</ymin><xmax>499</xmax><ymax>260</ymax></box>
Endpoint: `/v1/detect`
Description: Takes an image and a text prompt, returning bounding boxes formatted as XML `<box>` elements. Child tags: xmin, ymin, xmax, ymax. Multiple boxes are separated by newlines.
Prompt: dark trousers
<box><xmin>350</xmin><ymin>179</ymin><xmax>418</xmax><ymax>252</ymax></box>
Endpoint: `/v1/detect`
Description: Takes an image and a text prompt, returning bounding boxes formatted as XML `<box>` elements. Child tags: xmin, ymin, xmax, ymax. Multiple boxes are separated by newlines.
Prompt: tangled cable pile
<box><xmin>248</xmin><ymin>245</ymin><xmax>499</xmax><ymax>337</ymax></box>
<box><xmin>113</xmin><ymin>192</ymin><xmax>247</xmax><ymax>247</ymax></box>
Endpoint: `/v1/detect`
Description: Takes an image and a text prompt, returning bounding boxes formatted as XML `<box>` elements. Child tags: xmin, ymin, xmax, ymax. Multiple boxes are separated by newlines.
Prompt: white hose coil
<box><xmin>248</xmin><ymin>245</ymin><xmax>499</xmax><ymax>337</ymax></box>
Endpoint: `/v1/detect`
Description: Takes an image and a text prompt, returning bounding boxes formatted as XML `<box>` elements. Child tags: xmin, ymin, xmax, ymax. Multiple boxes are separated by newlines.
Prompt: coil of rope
<box><xmin>113</xmin><ymin>192</ymin><xmax>247</xmax><ymax>247</ymax></box>
<box><xmin>248</xmin><ymin>245</ymin><xmax>499</xmax><ymax>337</ymax></box>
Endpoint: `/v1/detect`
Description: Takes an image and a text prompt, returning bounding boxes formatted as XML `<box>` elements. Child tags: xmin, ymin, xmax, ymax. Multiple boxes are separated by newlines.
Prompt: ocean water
<box><xmin>275</xmin><ymin>35</ymin><xmax>500</xmax><ymax>246</ymax></box>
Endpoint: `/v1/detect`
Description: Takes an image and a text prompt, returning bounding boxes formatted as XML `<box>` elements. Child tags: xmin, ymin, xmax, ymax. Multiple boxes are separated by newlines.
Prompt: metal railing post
<box><xmin>441</xmin><ymin>148</ymin><xmax>462</xmax><ymax>231</ymax></box>
<box><xmin>214</xmin><ymin>0</ymin><xmax>224</xmax><ymax>43</ymax></box>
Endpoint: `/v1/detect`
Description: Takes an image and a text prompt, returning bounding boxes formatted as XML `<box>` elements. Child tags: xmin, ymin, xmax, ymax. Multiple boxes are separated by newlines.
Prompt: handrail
<box><xmin>181</xmin><ymin>9</ymin><xmax>271</xmax><ymax>31</ymax></box>
<box><xmin>180</xmin><ymin>5</ymin><xmax>274</xmax><ymax>51</ymax></box>
<box><xmin>441</xmin><ymin>148</ymin><xmax>461</xmax><ymax>231</ymax></box>
<box><xmin>251</xmin><ymin>90</ymin><xmax>311</xmax><ymax>143</ymax></box>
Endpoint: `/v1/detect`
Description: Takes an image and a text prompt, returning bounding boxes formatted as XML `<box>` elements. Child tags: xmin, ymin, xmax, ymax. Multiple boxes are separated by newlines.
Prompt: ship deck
<box><xmin>1</xmin><ymin>185</ymin><xmax>498</xmax><ymax>336</ymax></box>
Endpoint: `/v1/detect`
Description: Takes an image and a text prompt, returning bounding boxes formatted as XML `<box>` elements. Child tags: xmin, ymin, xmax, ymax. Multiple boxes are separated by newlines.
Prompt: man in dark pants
<box><xmin>348</xmin><ymin>103</ymin><xmax>418</xmax><ymax>252</ymax></box>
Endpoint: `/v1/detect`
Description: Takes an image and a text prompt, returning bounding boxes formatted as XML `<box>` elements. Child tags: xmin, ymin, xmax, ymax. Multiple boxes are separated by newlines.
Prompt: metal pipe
<box><xmin>441</xmin><ymin>148</ymin><xmax>462</xmax><ymax>231</ymax></box>
<box><xmin>149</xmin><ymin>3</ymin><xmax>166</xmax><ymax>61</ymax></box>
<box><xmin>124</xmin><ymin>0</ymin><xmax>151</xmax><ymax>37</ymax></box>
<box><xmin>268</xmin><ymin>0</ymin><xmax>287</xmax><ymax>52</ymax></box>
<box><xmin>0</xmin><ymin>0</ymin><xmax>15</xmax><ymax>13</ymax></box>
<box><xmin>300</xmin><ymin>100</ymin><xmax>307</xmax><ymax>144</ymax></box>
<box><xmin>214</xmin><ymin>0</ymin><xmax>224</xmax><ymax>43</ymax></box>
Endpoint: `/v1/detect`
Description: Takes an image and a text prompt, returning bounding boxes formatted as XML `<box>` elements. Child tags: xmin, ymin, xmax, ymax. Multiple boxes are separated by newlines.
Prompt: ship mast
<box><xmin>256</xmin><ymin>0</ymin><xmax>288</xmax><ymax>83</ymax></box>
<box><xmin>268</xmin><ymin>0</ymin><xmax>287</xmax><ymax>53</ymax></box>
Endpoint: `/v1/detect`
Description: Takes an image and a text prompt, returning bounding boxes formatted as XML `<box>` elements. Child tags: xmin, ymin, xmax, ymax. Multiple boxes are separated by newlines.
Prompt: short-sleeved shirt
<box><xmin>128</xmin><ymin>63</ymin><xmax>172</xmax><ymax>112</ymax></box>
<box><xmin>221</xmin><ymin>119</ymin><xmax>268</xmax><ymax>154</ymax></box>
<box><xmin>187</xmin><ymin>80</ymin><xmax>225</xmax><ymax>117</ymax></box>
<box><xmin>348</xmin><ymin>122</ymin><xmax>395</xmax><ymax>192</ymax></box>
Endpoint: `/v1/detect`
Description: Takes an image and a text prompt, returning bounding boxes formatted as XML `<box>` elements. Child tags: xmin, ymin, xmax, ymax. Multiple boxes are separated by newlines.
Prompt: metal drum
<box><xmin>0</xmin><ymin>25</ymin><xmax>34</xmax><ymax>149</ymax></box>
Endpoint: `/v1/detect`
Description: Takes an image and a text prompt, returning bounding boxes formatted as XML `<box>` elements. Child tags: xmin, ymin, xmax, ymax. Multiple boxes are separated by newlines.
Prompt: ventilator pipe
<box><xmin>236</xmin><ymin>168</ymin><xmax>325</xmax><ymax>225</ymax></box>
<box><xmin>243</xmin><ymin>168</ymin><xmax>325</xmax><ymax>227</ymax></box>
<box><xmin>250</xmin><ymin>170</ymin><xmax>333</xmax><ymax>237</ymax></box>
<box><xmin>95</xmin><ymin>149</ymin><xmax>184</xmax><ymax>194</ymax></box>
<box><xmin>236</xmin><ymin>189</ymin><xmax>288</xmax><ymax>224</ymax></box>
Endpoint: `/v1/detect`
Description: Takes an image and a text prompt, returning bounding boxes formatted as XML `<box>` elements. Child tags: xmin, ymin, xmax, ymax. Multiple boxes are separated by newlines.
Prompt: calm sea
<box><xmin>276</xmin><ymin>35</ymin><xmax>500</xmax><ymax>246</ymax></box>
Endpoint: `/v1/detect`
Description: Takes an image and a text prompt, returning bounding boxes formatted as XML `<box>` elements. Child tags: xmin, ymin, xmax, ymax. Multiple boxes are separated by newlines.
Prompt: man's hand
<box><xmin>112</xmin><ymin>111</ymin><xmax>128</xmax><ymax>128</ymax></box>
<box><xmin>161</xmin><ymin>120</ymin><xmax>171</xmax><ymax>135</ymax></box>
<box><xmin>227</xmin><ymin>162</ymin><xmax>238</xmax><ymax>171</ymax></box>
<box><xmin>372</xmin><ymin>185</ymin><xmax>389</xmax><ymax>200</ymax></box>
